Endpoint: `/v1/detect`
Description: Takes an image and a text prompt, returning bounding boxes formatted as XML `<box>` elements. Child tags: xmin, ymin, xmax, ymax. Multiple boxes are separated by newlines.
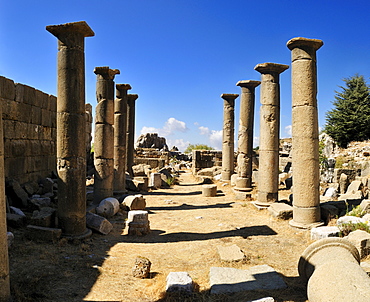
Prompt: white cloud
<box><xmin>140</xmin><ymin>117</ymin><xmax>188</xmax><ymax>137</ymax></box>
<box><xmin>284</xmin><ymin>125</ymin><xmax>292</xmax><ymax>137</ymax></box>
<box><xmin>198</xmin><ymin>125</ymin><xmax>222</xmax><ymax>150</ymax></box>
<box><xmin>253</xmin><ymin>136</ymin><xmax>260</xmax><ymax>148</ymax></box>
<box><xmin>167</xmin><ymin>138</ymin><xmax>190</xmax><ymax>152</ymax></box>
<box><xmin>198</xmin><ymin>126</ymin><xmax>210</xmax><ymax>136</ymax></box>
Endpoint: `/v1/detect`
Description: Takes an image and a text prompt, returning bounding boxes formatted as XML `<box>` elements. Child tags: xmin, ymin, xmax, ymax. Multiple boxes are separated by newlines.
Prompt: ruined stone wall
<box><xmin>192</xmin><ymin>150</ymin><xmax>222</xmax><ymax>174</ymax></box>
<box><xmin>0</xmin><ymin>76</ymin><xmax>57</xmax><ymax>184</ymax></box>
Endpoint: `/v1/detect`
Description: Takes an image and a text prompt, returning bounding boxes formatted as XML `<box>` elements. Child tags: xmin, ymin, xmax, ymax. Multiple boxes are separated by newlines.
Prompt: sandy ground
<box><xmin>9</xmin><ymin>169</ymin><xmax>311</xmax><ymax>302</ymax></box>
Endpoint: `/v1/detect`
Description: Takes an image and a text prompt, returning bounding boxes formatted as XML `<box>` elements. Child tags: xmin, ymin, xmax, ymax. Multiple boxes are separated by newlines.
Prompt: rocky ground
<box><xmin>9</xmin><ymin>169</ymin><xmax>316</xmax><ymax>302</ymax></box>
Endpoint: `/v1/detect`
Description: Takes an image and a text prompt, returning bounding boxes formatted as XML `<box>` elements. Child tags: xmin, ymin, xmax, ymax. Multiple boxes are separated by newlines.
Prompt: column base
<box><xmin>62</xmin><ymin>228</ymin><xmax>92</xmax><ymax>240</ymax></box>
<box><xmin>233</xmin><ymin>188</ymin><xmax>252</xmax><ymax>200</ymax></box>
<box><xmin>289</xmin><ymin>219</ymin><xmax>324</xmax><ymax>229</ymax></box>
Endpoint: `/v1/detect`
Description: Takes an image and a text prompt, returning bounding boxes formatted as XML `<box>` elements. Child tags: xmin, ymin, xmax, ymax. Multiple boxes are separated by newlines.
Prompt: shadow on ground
<box><xmin>121</xmin><ymin>225</ymin><xmax>277</xmax><ymax>243</ymax></box>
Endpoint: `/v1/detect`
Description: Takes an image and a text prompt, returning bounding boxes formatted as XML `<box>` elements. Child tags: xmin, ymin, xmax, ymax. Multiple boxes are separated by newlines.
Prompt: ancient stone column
<box><xmin>287</xmin><ymin>37</ymin><xmax>323</xmax><ymax>228</ymax></box>
<box><xmin>0</xmin><ymin>106</ymin><xmax>10</xmax><ymax>301</ymax></box>
<box><xmin>221</xmin><ymin>94</ymin><xmax>238</xmax><ymax>181</ymax></box>
<box><xmin>46</xmin><ymin>21</ymin><xmax>94</xmax><ymax>238</ymax></box>
<box><xmin>114</xmin><ymin>84</ymin><xmax>131</xmax><ymax>193</ymax></box>
<box><xmin>254</xmin><ymin>63</ymin><xmax>289</xmax><ymax>206</ymax></box>
<box><xmin>235</xmin><ymin>80</ymin><xmax>260</xmax><ymax>192</ymax></box>
<box><xmin>299</xmin><ymin>238</ymin><xmax>370</xmax><ymax>301</ymax></box>
<box><xmin>94</xmin><ymin>67</ymin><xmax>120</xmax><ymax>204</ymax></box>
<box><xmin>126</xmin><ymin>94</ymin><xmax>139</xmax><ymax>177</ymax></box>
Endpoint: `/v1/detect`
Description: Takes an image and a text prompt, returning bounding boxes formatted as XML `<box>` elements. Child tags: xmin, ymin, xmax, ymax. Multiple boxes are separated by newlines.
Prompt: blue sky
<box><xmin>1</xmin><ymin>1</ymin><xmax>370</xmax><ymax>151</ymax></box>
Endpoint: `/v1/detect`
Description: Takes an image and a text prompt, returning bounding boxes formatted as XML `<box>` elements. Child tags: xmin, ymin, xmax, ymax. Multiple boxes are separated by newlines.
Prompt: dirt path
<box><xmin>9</xmin><ymin>169</ymin><xmax>310</xmax><ymax>301</ymax></box>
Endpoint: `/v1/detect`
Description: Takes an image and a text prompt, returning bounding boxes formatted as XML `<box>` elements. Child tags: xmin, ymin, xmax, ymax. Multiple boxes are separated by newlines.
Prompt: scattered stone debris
<box><xmin>122</xmin><ymin>194</ymin><xmax>146</xmax><ymax>211</ymax></box>
<box><xmin>166</xmin><ymin>272</ymin><xmax>193</xmax><ymax>293</ymax></box>
<box><xmin>132</xmin><ymin>256</ymin><xmax>151</xmax><ymax>278</ymax></box>
<box><xmin>96</xmin><ymin>197</ymin><xmax>120</xmax><ymax>218</ymax></box>
<box><xmin>217</xmin><ymin>244</ymin><xmax>245</xmax><ymax>262</ymax></box>
<box><xmin>86</xmin><ymin>212</ymin><xmax>113</xmax><ymax>235</ymax></box>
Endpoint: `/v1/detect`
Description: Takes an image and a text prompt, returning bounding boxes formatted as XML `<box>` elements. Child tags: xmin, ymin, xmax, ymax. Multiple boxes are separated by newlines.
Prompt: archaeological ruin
<box><xmin>2</xmin><ymin>22</ymin><xmax>370</xmax><ymax>301</ymax></box>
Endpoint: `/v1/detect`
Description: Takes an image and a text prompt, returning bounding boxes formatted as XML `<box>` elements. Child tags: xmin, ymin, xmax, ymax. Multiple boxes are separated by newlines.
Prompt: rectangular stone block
<box><xmin>3</xmin><ymin>120</ymin><xmax>16</xmax><ymax>139</ymax></box>
<box><xmin>49</xmin><ymin>95</ymin><xmax>57</xmax><ymax>112</ymax></box>
<box><xmin>25</xmin><ymin>225</ymin><xmax>62</xmax><ymax>241</ymax></box>
<box><xmin>0</xmin><ymin>76</ymin><xmax>15</xmax><ymax>100</ymax></box>
<box><xmin>311</xmin><ymin>226</ymin><xmax>340</xmax><ymax>240</ymax></box>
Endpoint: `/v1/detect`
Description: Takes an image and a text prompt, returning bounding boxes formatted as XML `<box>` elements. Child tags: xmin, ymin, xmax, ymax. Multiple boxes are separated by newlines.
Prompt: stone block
<box><xmin>123</xmin><ymin>194</ymin><xmax>146</xmax><ymax>210</ymax></box>
<box><xmin>86</xmin><ymin>212</ymin><xmax>113</xmax><ymax>235</ymax></box>
<box><xmin>217</xmin><ymin>244</ymin><xmax>245</xmax><ymax>262</ymax></box>
<box><xmin>125</xmin><ymin>210</ymin><xmax>150</xmax><ymax>236</ymax></box>
<box><xmin>6</xmin><ymin>213</ymin><xmax>26</xmax><ymax>228</ymax></box>
<box><xmin>247</xmin><ymin>298</ymin><xmax>275</xmax><ymax>302</ymax></box>
<box><xmin>311</xmin><ymin>226</ymin><xmax>340</xmax><ymax>240</ymax></box>
<box><xmin>149</xmin><ymin>172</ymin><xmax>162</xmax><ymax>188</ymax></box>
<box><xmin>132</xmin><ymin>256</ymin><xmax>151</xmax><ymax>278</ymax></box>
<box><xmin>6</xmin><ymin>179</ymin><xmax>29</xmax><ymax>207</ymax></box>
<box><xmin>202</xmin><ymin>184</ymin><xmax>217</xmax><ymax>197</ymax></box>
<box><xmin>209</xmin><ymin>265</ymin><xmax>287</xmax><ymax>294</ymax></box>
<box><xmin>360</xmin><ymin>199</ymin><xmax>370</xmax><ymax>213</ymax></box>
<box><xmin>25</xmin><ymin>225</ymin><xmax>62</xmax><ymax>241</ymax></box>
<box><xmin>31</xmin><ymin>105</ymin><xmax>42</xmax><ymax>124</ymax></box>
<box><xmin>31</xmin><ymin>207</ymin><xmax>56</xmax><ymax>227</ymax></box>
<box><xmin>345</xmin><ymin>230</ymin><xmax>370</xmax><ymax>259</ymax></box>
<box><xmin>28</xmin><ymin>197</ymin><xmax>51</xmax><ymax>210</ymax></box>
<box><xmin>96</xmin><ymin>197</ymin><xmax>120</xmax><ymax>218</ymax></box>
<box><xmin>166</xmin><ymin>272</ymin><xmax>193</xmax><ymax>293</ymax></box>
<box><xmin>0</xmin><ymin>76</ymin><xmax>15</xmax><ymax>100</ymax></box>
<box><xmin>267</xmin><ymin>203</ymin><xmax>293</xmax><ymax>220</ymax></box>
<box><xmin>346</xmin><ymin>180</ymin><xmax>363</xmax><ymax>194</ymax></box>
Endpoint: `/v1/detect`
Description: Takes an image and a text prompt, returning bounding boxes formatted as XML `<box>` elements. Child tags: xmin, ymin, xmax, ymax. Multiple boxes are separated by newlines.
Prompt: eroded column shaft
<box><xmin>287</xmin><ymin>37</ymin><xmax>323</xmax><ymax>228</ymax></box>
<box><xmin>235</xmin><ymin>80</ymin><xmax>260</xmax><ymax>190</ymax></box>
<box><xmin>46</xmin><ymin>21</ymin><xmax>94</xmax><ymax>237</ymax></box>
<box><xmin>299</xmin><ymin>238</ymin><xmax>370</xmax><ymax>301</ymax></box>
<box><xmin>255</xmin><ymin>63</ymin><xmax>289</xmax><ymax>205</ymax></box>
<box><xmin>221</xmin><ymin>94</ymin><xmax>238</xmax><ymax>181</ymax></box>
<box><xmin>0</xmin><ymin>105</ymin><xmax>10</xmax><ymax>301</ymax></box>
<box><xmin>114</xmin><ymin>84</ymin><xmax>131</xmax><ymax>193</ymax></box>
<box><xmin>126</xmin><ymin>94</ymin><xmax>138</xmax><ymax>177</ymax></box>
<box><xmin>94</xmin><ymin>67</ymin><xmax>120</xmax><ymax>204</ymax></box>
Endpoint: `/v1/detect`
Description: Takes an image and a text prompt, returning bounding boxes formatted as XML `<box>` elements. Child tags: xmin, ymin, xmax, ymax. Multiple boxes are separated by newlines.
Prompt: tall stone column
<box><xmin>46</xmin><ymin>21</ymin><xmax>94</xmax><ymax>238</ymax></box>
<box><xmin>221</xmin><ymin>93</ymin><xmax>238</xmax><ymax>181</ymax></box>
<box><xmin>126</xmin><ymin>94</ymin><xmax>138</xmax><ymax>177</ymax></box>
<box><xmin>235</xmin><ymin>80</ymin><xmax>260</xmax><ymax>192</ymax></box>
<box><xmin>94</xmin><ymin>67</ymin><xmax>120</xmax><ymax>204</ymax></box>
<box><xmin>287</xmin><ymin>37</ymin><xmax>324</xmax><ymax>228</ymax></box>
<box><xmin>114</xmin><ymin>84</ymin><xmax>131</xmax><ymax>193</ymax></box>
<box><xmin>254</xmin><ymin>63</ymin><xmax>289</xmax><ymax>206</ymax></box>
<box><xmin>0</xmin><ymin>106</ymin><xmax>10</xmax><ymax>301</ymax></box>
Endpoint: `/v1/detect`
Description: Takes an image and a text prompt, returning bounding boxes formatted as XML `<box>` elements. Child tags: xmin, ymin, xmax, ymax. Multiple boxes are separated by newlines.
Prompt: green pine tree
<box><xmin>324</xmin><ymin>74</ymin><xmax>370</xmax><ymax>148</ymax></box>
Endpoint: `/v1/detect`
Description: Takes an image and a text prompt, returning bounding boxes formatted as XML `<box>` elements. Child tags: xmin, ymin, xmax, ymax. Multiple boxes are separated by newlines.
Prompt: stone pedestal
<box><xmin>0</xmin><ymin>104</ymin><xmax>10</xmax><ymax>301</ymax></box>
<box><xmin>125</xmin><ymin>210</ymin><xmax>150</xmax><ymax>236</ymax></box>
<box><xmin>235</xmin><ymin>80</ymin><xmax>260</xmax><ymax>192</ymax></box>
<box><xmin>126</xmin><ymin>94</ymin><xmax>139</xmax><ymax>177</ymax></box>
<box><xmin>114</xmin><ymin>84</ymin><xmax>131</xmax><ymax>194</ymax></box>
<box><xmin>93</xmin><ymin>67</ymin><xmax>120</xmax><ymax>204</ymax></box>
<box><xmin>287</xmin><ymin>37</ymin><xmax>324</xmax><ymax>229</ymax></box>
<box><xmin>299</xmin><ymin>238</ymin><xmax>370</xmax><ymax>301</ymax></box>
<box><xmin>254</xmin><ymin>63</ymin><xmax>289</xmax><ymax>206</ymax></box>
<box><xmin>46</xmin><ymin>21</ymin><xmax>94</xmax><ymax>239</ymax></box>
<box><xmin>202</xmin><ymin>184</ymin><xmax>217</xmax><ymax>197</ymax></box>
<box><xmin>221</xmin><ymin>94</ymin><xmax>238</xmax><ymax>181</ymax></box>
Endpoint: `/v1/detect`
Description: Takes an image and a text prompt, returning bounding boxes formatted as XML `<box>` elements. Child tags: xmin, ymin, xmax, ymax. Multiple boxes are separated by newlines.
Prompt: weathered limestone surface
<box><xmin>166</xmin><ymin>272</ymin><xmax>193</xmax><ymax>293</ymax></box>
<box><xmin>126</xmin><ymin>94</ymin><xmax>139</xmax><ymax>177</ymax></box>
<box><xmin>255</xmin><ymin>63</ymin><xmax>289</xmax><ymax>206</ymax></box>
<box><xmin>46</xmin><ymin>21</ymin><xmax>94</xmax><ymax>238</ymax></box>
<box><xmin>132</xmin><ymin>256</ymin><xmax>151</xmax><ymax>278</ymax></box>
<box><xmin>221</xmin><ymin>94</ymin><xmax>238</xmax><ymax>181</ymax></box>
<box><xmin>287</xmin><ymin>37</ymin><xmax>323</xmax><ymax>229</ymax></box>
<box><xmin>114</xmin><ymin>84</ymin><xmax>131</xmax><ymax>193</ymax></box>
<box><xmin>299</xmin><ymin>238</ymin><xmax>370</xmax><ymax>301</ymax></box>
<box><xmin>94</xmin><ymin>67</ymin><xmax>120</xmax><ymax>204</ymax></box>
<box><xmin>202</xmin><ymin>184</ymin><xmax>217</xmax><ymax>197</ymax></box>
<box><xmin>0</xmin><ymin>103</ymin><xmax>10</xmax><ymax>301</ymax></box>
<box><xmin>235</xmin><ymin>80</ymin><xmax>260</xmax><ymax>191</ymax></box>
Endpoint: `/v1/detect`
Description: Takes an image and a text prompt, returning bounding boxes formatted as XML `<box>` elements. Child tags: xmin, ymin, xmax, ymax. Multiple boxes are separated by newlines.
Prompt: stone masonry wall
<box><xmin>0</xmin><ymin>76</ymin><xmax>57</xmax><ymax>184</ymax></box>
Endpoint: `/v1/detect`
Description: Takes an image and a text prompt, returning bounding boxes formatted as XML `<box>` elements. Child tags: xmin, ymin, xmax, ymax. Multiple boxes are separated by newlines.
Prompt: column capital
<box><xmin>46</xmin><ymin>21</ymin><xmax>94</xmax><ymax>38</ymax></box>
<box><xmin>287</xmin><ymin>37</ymin><xmax>323</xmax><ymax>51</ymax></box>
<box><xmin>128</xmin><ymin>94</ymin><xmax>139</xmax><ymax>102</ymax></box>
<box><xmin>254</xmin><ymin>62</ymin><xmax>289</xmax><ymax>74</ymax></box>
<box><xmin>221</xmin><ymin>93</ymin><xmax>239</xmax><ymax>101</ymax></box>
<box><xmin>116</xmin><ymin>84</ymin><xmax>132</xmax><ymax>91</ymax></box>
<box><xmin>94</xmin><ymin>66</ymin><xmax>120</xmax><ymax>80</ymax></box>
<box><xmin>236</xmin><ymin>80</ymin><xmax>261</xmax><ymax>89</ymax></box>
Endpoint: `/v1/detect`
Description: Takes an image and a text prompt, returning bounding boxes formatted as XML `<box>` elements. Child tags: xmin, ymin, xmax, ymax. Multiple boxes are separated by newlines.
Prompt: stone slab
<box><xmin>310</xmin><ymin>226</ymin><xmax>340</xmax><ymax>240</ymax></box>
<box><xmin>209</xmin><ymin>265</ymin><xmax>287</xmax><ymax>294</ymax></box>
<box><xmin>166</xmin><ymin>272</ymin><xmax>193</xmax><ymax>293</ymax></box>
<box><xmin>217</xmin><ymin>244</ymin><xmax>245</xmax><ymax>262</ymax></box>
<box><xmin>247</xmin><ymin>298</ymin><xmax>275</xmax><ymax>302</ymax></box>
<box><xmin>233</xmin><ymin>189</ymin><xmax>252</xmax><ymax>200</ymax></box>
<box><xmin>267</xmin><ymin>203</ymin><xmax>293</xmax><ymax>220</ymax></box>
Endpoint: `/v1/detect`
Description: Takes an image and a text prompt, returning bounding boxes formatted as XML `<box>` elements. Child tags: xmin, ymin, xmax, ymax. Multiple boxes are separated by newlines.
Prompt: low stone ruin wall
<box><xmin>192</xmin><ymin>150</ymin><xmax>222</xmax><ymax>174</ymax></box>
